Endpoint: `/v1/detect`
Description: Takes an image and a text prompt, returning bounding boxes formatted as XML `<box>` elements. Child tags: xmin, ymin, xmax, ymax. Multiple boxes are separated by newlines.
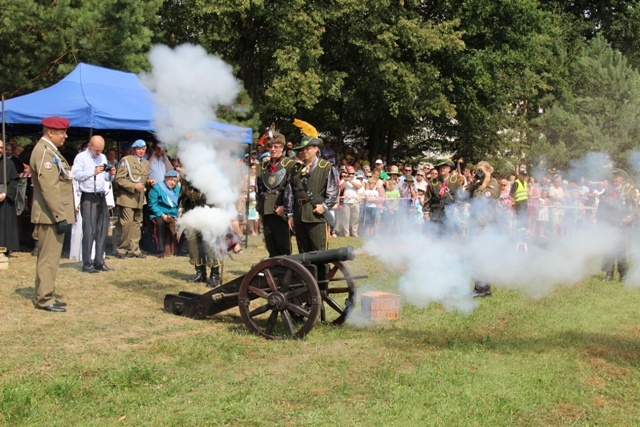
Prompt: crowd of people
<box><xmin>0</xmin><ymin>116</ymin><xmax>637</xmax><ymax>311</ymax></box>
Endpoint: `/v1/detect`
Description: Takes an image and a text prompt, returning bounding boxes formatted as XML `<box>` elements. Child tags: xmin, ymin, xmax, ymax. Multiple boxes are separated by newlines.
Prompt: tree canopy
<box><xmin>1</xmin><ymin>0</ymin><xmax>638</xmax><ymax>170</ymax></box>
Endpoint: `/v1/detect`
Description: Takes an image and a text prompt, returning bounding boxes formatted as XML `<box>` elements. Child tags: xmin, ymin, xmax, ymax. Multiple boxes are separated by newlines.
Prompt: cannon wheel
<box><xmin>321</xmin><ymin>261</ymin><xmax>357</xmax><ymax>325</ymax></box>
<box><xmin>238</xmin><ymin>258</ymin><xmax>321</xmax><ymax>340</ymax></box>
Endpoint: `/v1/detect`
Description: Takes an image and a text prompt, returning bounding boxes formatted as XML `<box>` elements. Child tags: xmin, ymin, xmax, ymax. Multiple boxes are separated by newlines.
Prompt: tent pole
<box><xmin>1</xmin><ymin>93</ymin><xmax>7</xmax><ymax>196</ymax></box>
<box><xmin>244</xmin><ymin>140</ymin><xmax>253</xmax><ymax>248</ymax></box>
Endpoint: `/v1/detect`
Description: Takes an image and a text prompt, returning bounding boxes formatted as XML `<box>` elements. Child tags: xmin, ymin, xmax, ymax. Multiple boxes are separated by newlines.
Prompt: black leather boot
<box><xmin>206</xmin><ymin>270</ymin><xmax>220</xmax><ymax>288</ymax></box>
<box><xmin>188</xmin><ymin>265</ymin><xmax>207</xmax><ymax>283</ymax></box>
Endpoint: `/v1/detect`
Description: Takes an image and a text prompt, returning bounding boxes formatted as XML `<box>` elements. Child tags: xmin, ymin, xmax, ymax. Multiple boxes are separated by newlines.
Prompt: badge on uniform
<box><xmin>484</xmin><ymin>190</ymin><xmax>492</xmax><ymax>198</ymax></box>
<box><xmin>120</xmin><ymin>161</ymin><xmax>125</xmax><ymax>167</ymax></box>
<box><xmin>268</xmin><ymin>176</ymin><xmax>276</xmax><ymax>185</ymax></box>
<box><xmin>44</xmin><ymin>161</ymin><xmax>53</xmax><ymax>170</ymax></box>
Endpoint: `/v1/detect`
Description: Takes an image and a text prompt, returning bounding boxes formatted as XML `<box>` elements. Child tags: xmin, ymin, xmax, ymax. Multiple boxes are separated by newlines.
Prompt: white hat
<box><xmin>375</xmin><ymin>159</ymin><xmax>383</xmax><ymax>164</ymax></box>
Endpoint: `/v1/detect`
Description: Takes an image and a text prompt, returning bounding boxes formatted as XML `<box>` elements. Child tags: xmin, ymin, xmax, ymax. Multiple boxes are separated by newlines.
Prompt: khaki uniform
<box><xmin>115</xmin><ymin>155</ymin><xmax>149</xmax><ymax>256</ymax></box>
<box><xmin>256</xmin><ymin>156</ymin><xmax>296</xmax><ymax>256</ymax></box>
<box><xmin>30</xmin><ymin>138</ymin><xmax>76</xmax><ymax>308</ymax></box>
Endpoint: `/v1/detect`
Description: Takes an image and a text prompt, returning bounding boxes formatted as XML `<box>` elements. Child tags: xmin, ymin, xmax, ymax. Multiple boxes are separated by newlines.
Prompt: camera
<box><xmin>102</xmin><ymin>163</ymin><xmax>113</xmax><ymax>172</ymax></box>
<box><xmin>474</xmin><ymin>169</ymin><xmax>485</xmax><ymax>182</ymax></box>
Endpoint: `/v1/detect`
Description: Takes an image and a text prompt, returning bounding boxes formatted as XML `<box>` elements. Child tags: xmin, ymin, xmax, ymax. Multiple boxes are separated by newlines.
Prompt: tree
<box><xmin>0</xmin><ymin>0</ymin><xmax>162</xmax><ymax>97</ymax></box>
<box><xmin>530</xmin><ymin>35</ymin><xmax>640</xmax><ymax>170</ymax></box>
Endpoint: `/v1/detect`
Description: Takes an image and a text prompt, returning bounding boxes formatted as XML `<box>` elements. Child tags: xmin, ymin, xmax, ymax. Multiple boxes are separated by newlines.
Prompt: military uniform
<box><xmin>422</xmin><ymin>174</ymin><xmax>463</xmax><ymax>234</ymax></box>
<box><xmin>284</xmin><ymin>157</ymin><xmax>339</xmax><ymax>253</ymax></box>
<box><xmin>30</xmin><ymin>137</ymin><xmax>76</xmax><ymax>309</ymax></box>
<box><xmin>597</xmin><ymin>177</ymin><xmax>637</xmax><ymax>281</ymax></box>
<box><xmin>256</xmin><ymin>156</ymin><xmax>296</xmax><ymax>256</ymax></box>
<box><xmin>115</xmin><ymin>154</ymin><xmax>150</xmax><ymax>256</ymax></box>
<box><xmin>469</xmin><ymin>175</ymin><xmax>500</xmax><ymax>296</ymax></box>
<box><xmin>178</xmin><ymin>179</ymin><xmax>221</xmax><ymax>286</ymax></box>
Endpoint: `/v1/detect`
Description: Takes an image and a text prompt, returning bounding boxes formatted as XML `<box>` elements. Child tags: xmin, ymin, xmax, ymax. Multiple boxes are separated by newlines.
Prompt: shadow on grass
<box><xmin>385</xmin><ymin>326</ymin><xmax>640</xmax><ymax>367</ymax></box>
<box><xmin>14</xmin><ymin>287</ymin><xmax>34</xmax><ymax>300</ymax></box>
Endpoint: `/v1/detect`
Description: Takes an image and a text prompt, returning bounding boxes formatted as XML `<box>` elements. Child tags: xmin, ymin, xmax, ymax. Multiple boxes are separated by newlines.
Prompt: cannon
<box><xmin>164</xmin><ymin>246</ymin><xmax>367</xmax><ymax>339</ymax></box>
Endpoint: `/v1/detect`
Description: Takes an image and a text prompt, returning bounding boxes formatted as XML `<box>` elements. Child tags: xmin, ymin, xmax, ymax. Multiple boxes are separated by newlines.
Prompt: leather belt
<box><xmin>82</xmin><ymin>192</ymin><xmax>106</xmax><ymax>197</ymax></box>
<box><xmin>297</xmin><ymin>198</ymin><xmax>310</xmax><ymax>205</ymax></box>
<box><xmin>265</xmin><ymin>189</ymin><xmax>281</xmax><ymax>195</ymax></box>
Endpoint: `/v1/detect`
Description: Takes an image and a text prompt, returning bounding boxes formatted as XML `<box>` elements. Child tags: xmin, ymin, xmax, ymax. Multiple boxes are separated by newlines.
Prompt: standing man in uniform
<box><xmin>30</xmin><ymin>116</ymin><xmax>76</xmax><ymax>312</ymax></box>
<box><xmin>178</xmin><ymin>178</ymin><xmax>222</xmax><ymax>287</ymax></box>
<box><xmin>72</xmin><ymin>135</ymin><xmax>116</xmax><ymax>273</ymax></box>
<box><xmin>468</xmin><ymin>160</ymin><xmax>500</xmax><ymax>297</ymax></box>
<box><xmin>114</xmin><ymin>139</ymin><xmax>153</xmax><ymax>258</ymax></box>
<box><xmin>256</xmin><ymin>132</ymin><xmax>296</xmax><ymax>257</ymax></box>
<box><xmin>422</xmin><ymin>159</ymin><xmax>462</xmax><ymax>236</ymax></box>
<box><xmin>284</xmin><ymin>135</ymin><xmax>339</xmax><ymax>254</ymax></box>
<box><xmin>598</xmin><ymin>169</ymin><xmax>637</xmax><ymax>281</ymax></box>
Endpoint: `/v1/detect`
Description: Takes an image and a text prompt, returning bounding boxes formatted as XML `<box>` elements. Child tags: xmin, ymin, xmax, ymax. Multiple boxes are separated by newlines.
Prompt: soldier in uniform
<box><xmin>284</xmin><ymin>136</ymin><xmax>339</xmax><ymax>254</ymax></box>
<box><xmin>114</xmin><ymin>139</ymin><xmax>153</xmax><ymax>258</ymax></box>
<box><xmin>467</xmin><ymin>160</ymin><xmax>500</xmax><ymax>297</ymax></box>
<box><xmin>598</xmin><ymin>169</ymin><xmax>637</xmax><ymax>281</ymax></box>
<box><xmin>256</xmin><ymin>131</ymin><xmax>296</xmax><ymax>257</ymax></box>
<box><xmin>178</xmin><ymin>178</ymin><xmax>222</xmax><ymax>287</ymax></box>
<box><xmin>422</xmin><ymin>159</ymin><xmax>463</xmax><ymax>236</ymax></box>
<box><xmin>30</xmin><ymin>116</ymin><xmax>76</xmax><ymax>312</ymax></box>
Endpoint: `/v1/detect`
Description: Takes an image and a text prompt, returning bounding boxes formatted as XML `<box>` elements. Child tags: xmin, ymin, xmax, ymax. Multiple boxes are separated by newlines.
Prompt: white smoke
<box><xmin>142</xmin><ymin>44</ymin><xmax>246</xmax><ymax>247</ymax></box>
<box><xmin>362</xmin><ymin>152</ymin><xmax>638</xmax><ymax>313</ymax></box>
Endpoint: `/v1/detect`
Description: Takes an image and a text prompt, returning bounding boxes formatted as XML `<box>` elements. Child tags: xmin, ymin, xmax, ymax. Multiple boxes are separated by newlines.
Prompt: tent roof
<box><xmin>4</xmin><ymin>63</ymin><xmax>252</xmax><ymax>143</ymax></box>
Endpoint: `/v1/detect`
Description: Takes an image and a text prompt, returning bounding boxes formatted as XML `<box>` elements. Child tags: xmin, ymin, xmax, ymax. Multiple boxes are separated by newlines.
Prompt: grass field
<box><xmin>1</xmin><ymin>235</ymin><xmax>640</xmax><ymax>426</ymax></box>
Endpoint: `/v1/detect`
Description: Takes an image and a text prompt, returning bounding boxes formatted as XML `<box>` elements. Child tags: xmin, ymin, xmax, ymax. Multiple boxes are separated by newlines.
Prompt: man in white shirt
<box><xmin>72</xmin><ymin>135</ymin><xmax>116</xmax><ymax>273</ymax></box>
<box><xmin>148</xmin><ymin>141</ymin><xmax>174</xmax><ymax>184</ymax></box>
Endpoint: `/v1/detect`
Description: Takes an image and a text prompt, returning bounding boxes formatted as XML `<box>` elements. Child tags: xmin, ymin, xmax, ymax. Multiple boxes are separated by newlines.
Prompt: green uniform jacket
<box><xmin>256</xmin><ymin>157</ymin><xmax>296</xmax><ymax>215</ymax></box>
<box><xmin>422</xmin><ymin>174</ymin><xmax>463</xmax><ymax>214</ymax></box>
<box><xmin>29</xmin><ymin>138</ymin><xmax>76</xmax><ymax>225</ymax></box>
<box><xmin>288</xmin><ymin>158</ymin><xmax>337</xmax><ymax>224</ymax></box>
<box><xmin>115</xmin><ymin>155</ymin><xmax>150</xmax><ymax>209</ymax></box>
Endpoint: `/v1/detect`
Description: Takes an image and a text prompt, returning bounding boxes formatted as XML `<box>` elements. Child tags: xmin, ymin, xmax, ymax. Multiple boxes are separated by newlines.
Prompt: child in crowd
<box><xmin>537</xmin><ymin>190</ymin><xmax>550</xmax><ymax>237</ymax></box>
<box><xmin>363</xmin><ymin>178</ymin><xmax>380</xmax><ymax>236</ymax></box>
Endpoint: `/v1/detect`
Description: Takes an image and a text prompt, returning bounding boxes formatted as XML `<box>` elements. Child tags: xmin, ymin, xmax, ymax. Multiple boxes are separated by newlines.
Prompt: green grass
<box><xmin>1</xmin><ymin>235</ymin><xmax>640</xmax><ymax>426</ymax></box>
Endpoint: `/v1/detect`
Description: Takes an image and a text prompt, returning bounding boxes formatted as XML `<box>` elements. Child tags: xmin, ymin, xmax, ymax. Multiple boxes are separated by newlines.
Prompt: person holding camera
<box><xmin>30</xmin><ymin>116</ymin><xmax>76</xmax><ymax>312</ymax></box>
<box><xmin>468</xmin><ymin>160</ymin><xmax>500</xmax><ymax>297</ymax></box>
<box><xmin>72</xmin><ymin>135</ymin><xmax>116</xmax><ymax>273</ymax></box>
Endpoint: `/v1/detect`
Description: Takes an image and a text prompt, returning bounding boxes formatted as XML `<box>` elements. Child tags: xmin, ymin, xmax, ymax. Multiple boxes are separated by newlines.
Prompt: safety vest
<box><xmin>513</xmin><ymin>179</ymin><xmax>528</xmax><ymax>202</ymax></box>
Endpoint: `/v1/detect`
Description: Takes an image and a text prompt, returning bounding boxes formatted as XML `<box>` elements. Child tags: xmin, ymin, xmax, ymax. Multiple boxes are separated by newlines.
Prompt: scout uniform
<box><xmin>30</xmin><ymin>116</ymin><xmax>76</xmax><ymax>311</ymax></box>
<box><xmin>115</xmin><ymin>140</ymin><xmax>150</xmax><ymax>257</ymax></box>
<box><xmin>256</xmin><ymin>154</ymin><xmax>296</xmax><ymax>256</ymax></box>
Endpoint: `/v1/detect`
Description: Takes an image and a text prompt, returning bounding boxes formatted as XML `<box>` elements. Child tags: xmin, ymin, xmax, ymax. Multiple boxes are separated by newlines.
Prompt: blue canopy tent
<box><xmin>3</xmin><ymin>63</ymin><xmax>253</xmax><ymax>144</ymax></box>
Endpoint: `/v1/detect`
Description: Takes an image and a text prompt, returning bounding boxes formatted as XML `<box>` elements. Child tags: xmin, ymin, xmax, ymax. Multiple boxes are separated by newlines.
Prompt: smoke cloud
<box><xmin>142</xmin><ymin>44</ymin><xmax>245</xmax><ymax>247</ymax></box>
<box><xmin>363</xmin><ymin>152</ymin><xmax>639</xmax><ymax>313</ymax></box>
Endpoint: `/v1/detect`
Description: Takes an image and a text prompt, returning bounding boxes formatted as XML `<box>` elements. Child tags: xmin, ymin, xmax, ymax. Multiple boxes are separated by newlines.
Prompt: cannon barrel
<box><xmin>279</xmin><ymin>246</ymin><xmax>355</xmax><ymax>265</ymax></box>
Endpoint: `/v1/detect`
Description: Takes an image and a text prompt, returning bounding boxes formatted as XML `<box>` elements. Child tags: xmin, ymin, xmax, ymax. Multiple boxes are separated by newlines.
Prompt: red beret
<box><xmin>41</xmin><ymin>116</ymin><xmax>70</xmax><ymax>130</ymax></box>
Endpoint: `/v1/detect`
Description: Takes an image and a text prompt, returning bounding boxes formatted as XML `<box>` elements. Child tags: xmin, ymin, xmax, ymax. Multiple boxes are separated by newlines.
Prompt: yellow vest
<box><xmin>513</xmin><ymin>179</ymin><xmax>528</xmax><ymax>202</ymax></box>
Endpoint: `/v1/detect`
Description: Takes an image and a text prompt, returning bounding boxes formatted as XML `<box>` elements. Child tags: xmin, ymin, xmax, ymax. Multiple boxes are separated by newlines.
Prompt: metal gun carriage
<box><xmin>164</xmin><ymin>246</ymin><xmax>366</xmax><ymax>339</ymax></box>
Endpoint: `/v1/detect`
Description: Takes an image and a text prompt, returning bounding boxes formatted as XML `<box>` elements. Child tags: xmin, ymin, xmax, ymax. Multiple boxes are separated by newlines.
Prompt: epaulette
<box><xmin>317</xmin><ymin>159</ymin><xmax>330</xmax><ymax>169</ymax></box>
<box><xmin>281</xmin><ymin>157</ymin><xmax>295</xmax><ymax>167</ymax></box>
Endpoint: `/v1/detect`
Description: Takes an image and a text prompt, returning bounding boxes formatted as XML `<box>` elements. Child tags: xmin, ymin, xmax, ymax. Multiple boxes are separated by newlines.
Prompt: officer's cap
<box><xmin>165</xmin><ymin>170</ymin><xmax>179</xmax><ymax>178</ymax></box>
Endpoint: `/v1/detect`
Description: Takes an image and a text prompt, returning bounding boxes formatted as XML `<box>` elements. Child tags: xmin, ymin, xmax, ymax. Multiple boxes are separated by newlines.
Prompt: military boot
<box><xmin>472</xmin><ymin>283</ymin><xmax>492</xmax><ymax>298</ymax></box>
<box><xmin>188</xmin><ymin>265</ymin><xmax>207</xmax><ymax>283</ymax></box>
<box><xmin>207</xmin><ymin>270</ymin><xmax>220</xmax><ymax>288</ymax></box>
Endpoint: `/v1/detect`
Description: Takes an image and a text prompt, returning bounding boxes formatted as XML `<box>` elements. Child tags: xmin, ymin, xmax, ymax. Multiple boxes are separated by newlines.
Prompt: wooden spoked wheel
<box><xmin>238</xmin><ymin>258</ymin><xmax>321</xmax><ymax>340</ymax></box>
<box><xmin>320</xmin><ymin>261</ymin><xmax>357</xmax><ymax>325</ymax></box>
